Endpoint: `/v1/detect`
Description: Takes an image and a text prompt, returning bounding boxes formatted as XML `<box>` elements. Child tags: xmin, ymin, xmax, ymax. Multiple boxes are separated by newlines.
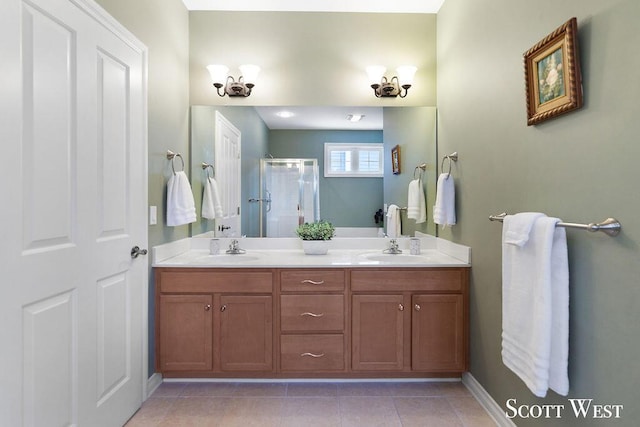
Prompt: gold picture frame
<box><xmin>391</xmin><ymin>145</ymin><xmax>401</xmax><ymax>174</ymax></box>
<box><xmin>524</xmin><ymin>17</ymin><xmax>583</xmax><ymax>126</ymax></box>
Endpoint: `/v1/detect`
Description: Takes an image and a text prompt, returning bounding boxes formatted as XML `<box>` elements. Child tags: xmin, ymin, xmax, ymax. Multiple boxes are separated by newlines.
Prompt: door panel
<box><xmin>351</xmin><ymin>294</ymin><xmax>405</xmax><ymax>371</ymax></box>
<box><xmin>0</xmin><ymin>0</ymin><xmax>147</xmax><ymax>426</ymax></box>
<box><xmin>411</xmin><ymin>294</ymin><xmax>465</xmax><ymax>372</ymax></box>
<box><xmin>214</xmin><ymin>111</ymin><xmax>241</xmax><ymax>236</ymax></box>
<box><xmin>220</xmin><ymin>295</ymin><xmax>273</xmax><ymax>371</ymax></box>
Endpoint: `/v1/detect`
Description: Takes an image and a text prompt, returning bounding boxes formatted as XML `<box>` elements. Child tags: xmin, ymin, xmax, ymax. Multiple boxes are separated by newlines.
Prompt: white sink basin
<box><xmin>360</xmin><ymin>253</ymin><xmax>430</xmax><ymax>264</ymax></box>
<box><xmin>193</xmin><ymin>254</ymin><xmax>261</xmax><ymax>264</ymax></box>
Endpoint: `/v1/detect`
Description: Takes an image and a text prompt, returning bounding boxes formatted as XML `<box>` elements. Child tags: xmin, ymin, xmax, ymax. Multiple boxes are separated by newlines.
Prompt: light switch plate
<box><xmin>149</xmin><ymin>206</ymin><xmax>157</xmax><ymax>225</ymax></box>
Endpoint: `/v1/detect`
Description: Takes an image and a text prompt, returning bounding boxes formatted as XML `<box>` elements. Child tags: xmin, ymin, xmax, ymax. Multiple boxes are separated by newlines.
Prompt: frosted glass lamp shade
<box><xmin>206</xmin><ymin>64</ymin><xmax>229</xmax><ymax>85</ymax></box>
<box><xmin>396</xmin><ymin>66</ymin><xmax>417</xmax><ymax>86</ymax></box>
<box><xmin>239</xmin><ymin>64</ymin><xmax>260</xmax><ymax>85</ymax></box>
<box><xmin>366</xmin><ymin>66</ymin><xmax>387</xmax><ymax>85</ymax></box>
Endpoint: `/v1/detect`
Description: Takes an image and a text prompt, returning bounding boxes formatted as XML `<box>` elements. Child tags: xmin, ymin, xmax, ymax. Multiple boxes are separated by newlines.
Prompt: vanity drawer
<box><xmin>281</xmin><ymin>295</ymin><xmax>344</xmax><ymax>332</ymax></box>
<box><xmin>350</xmin><ymin>269</ymin><xmax>465</xmax><ymax>292</ymax></box>
<box><xmin>158</xmin><ymin>269</ymin><xmax>273</xmax><ymax>293</ymax></box>
<box><xmin>280</xmin><ymin>270</ymin><xmax>345</xmax><ymax>292</ymax></box>
<box><xmin>280</xmin><ymin>334</ymin><xmax>344</xmax><ymax>371</ymax></box>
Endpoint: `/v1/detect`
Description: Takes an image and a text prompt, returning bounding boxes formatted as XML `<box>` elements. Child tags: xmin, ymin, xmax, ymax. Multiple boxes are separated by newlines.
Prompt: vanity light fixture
<box><xmin>366</xmin><ymin>65</ymin><xmax>417</xmax><ymax>98</ymax></box>
<box><xmin>207</xmin><ymin>64</ymin><xmax>260</xmax><ymax>97</ymax></box>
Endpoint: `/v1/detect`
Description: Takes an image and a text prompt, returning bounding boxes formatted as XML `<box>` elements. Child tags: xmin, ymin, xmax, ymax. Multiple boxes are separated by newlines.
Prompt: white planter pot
<box><xmin>301</xmin><ymin>240</ymin><xmax>330</xmax><ymax>255</ymax></box>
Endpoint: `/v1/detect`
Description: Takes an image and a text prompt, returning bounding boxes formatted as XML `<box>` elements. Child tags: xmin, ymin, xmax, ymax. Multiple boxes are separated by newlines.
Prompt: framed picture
<box><xmin>524</xmin><ymin>17</ymin><xmax>583</xmax><ymax>126</ymax></box>
<box><xmin>391</xmin><ymin>145</ymin><xmax>401</xmax><ymax>174</ymax></box>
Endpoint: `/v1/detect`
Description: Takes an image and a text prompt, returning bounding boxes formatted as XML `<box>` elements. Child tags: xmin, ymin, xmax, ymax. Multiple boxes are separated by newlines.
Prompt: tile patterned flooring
<box><xmin>125</xmin><ymin>381</ymin><xmax>497</xmax><ymax>426</ymax></box>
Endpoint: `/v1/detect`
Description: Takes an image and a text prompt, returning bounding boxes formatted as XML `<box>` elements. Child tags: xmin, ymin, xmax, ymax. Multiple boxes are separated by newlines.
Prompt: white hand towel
<box><xmin>386</xmin><ymin>204</ymin><xmax>401</xmax><ymax>238</ymax></box>
<box><xmin>166</xmin><ymin>171</ymin><xmax>196</xmax><ymax>226</ymax></box>
<box><xmin>501</xmin><ymin>214</ymin><xmax>569</xmax><ymax>397</ymax></box>
<box><xmin>407</xmin><ymin>178</ymin><xmax>427</xmax><ymax>224</ymax></box>
<box><xmin>433</xmin><ymin>173</ymin><xmax>456</xmax><ymax>227</ymax></box>
<box><xmin>503</xmin><ymin>212</ymin><xmax>545</xmax><ymax>246</ymax></box>
<box><xmin>202</xmin><ymin>176</ymin><xmax>224</xmax><ymax>219</ymax></box>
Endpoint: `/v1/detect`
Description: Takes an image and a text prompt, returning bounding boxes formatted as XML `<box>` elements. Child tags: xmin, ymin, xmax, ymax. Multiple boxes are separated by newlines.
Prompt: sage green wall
<box><xmin>437</xmin><ymin>0</ymin><xmax>640</xmax><ymax>425</ymax></box>
<box><xmin>189</xmin><ymin>11</ymin><xmax>436</xmax><ymax>107</ymax></box>
<box><xmin>190</xmin><ymin>106</ymin><xmax>269</xmax><ymax>237</ymax></box>
<box><xmin>268</xmin><ymin>130</ymin><xmax>384</xmax><ymax>228</ymax></box>
<box><xmin>95</xmin><ymin>0</ymin><xmax>189</xmax><ymax>378</ymax></box>
<box><xmin>383</xmin><ymin>107</ymin><xmax>437</xmax><ymax>237</ymax></box>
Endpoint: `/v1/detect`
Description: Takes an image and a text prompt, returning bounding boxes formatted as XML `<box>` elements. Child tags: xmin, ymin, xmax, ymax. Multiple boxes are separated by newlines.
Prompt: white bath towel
<box><xmin>166</xmin><ymin>171</ymin><xmax>196</xmax><ymax>226</ymax></box>
<box><xmin>501</xmin><ymin>213</ymin><xmax>569</xmax><ymax>397</ymax></box>
<box><xmin>202</xmin><ymin>176</ymin><xmax>224</xmax><ymax>220</ymax></box>
<box><xmin>407</xmin><ymin>178</ymin><xmax>426</xmax><ymax>224</ymax></box>
<box><xmin>386</xmin><ymin>204</ymin><xmax>401</xmax><ymax>238</ymax></box>
<box><xmin>433</xmin><ymin>173</ymin><xmax>456</xmax><ymax>227</ymax></box>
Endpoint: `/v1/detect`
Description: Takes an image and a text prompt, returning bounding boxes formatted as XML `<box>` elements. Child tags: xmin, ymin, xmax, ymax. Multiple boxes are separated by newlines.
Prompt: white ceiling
<box><xmin>182</xmin><ymin>0</ymin><xmax>444</xmax><ymax>14</ymax></box>
<box><xmin>254</xmin><ymin>106</ymin><xmax>383</xmax><ymax>130</ymax></box>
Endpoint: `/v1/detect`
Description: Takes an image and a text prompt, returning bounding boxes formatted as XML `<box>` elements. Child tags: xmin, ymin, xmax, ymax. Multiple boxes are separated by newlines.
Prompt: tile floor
<box><xmin>125</xmin><ymin>381</ymin><xmax>497</xmax><ymax>426</ymax></box>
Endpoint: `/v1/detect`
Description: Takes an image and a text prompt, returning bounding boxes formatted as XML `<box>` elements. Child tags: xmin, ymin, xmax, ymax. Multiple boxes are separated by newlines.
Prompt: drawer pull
<box><xmin>399</xmin><ymin>303</ymin><xmax>405</xmax><ymax>311</ymax></box>
<box><xmin>301</xmin><ymin>352</ymin><xmax>325</xmax><ymax>358</ymax></box>
<box><xmin>414</xmin><ymin>304</ymin><xmax>421</xmax><ymax>311</ymax></box>
<box><xmin>220</xmin><ymin>304</ymin><xmax>227</xmax><ymax>312</ymax></box>
<box><xmin>300</xmin><ymin>312</ymin><xmax>324</xmax><ymax>318</ymax></box>
<box><xmin>204</xmin><ymin>304</ymin><xmax>211</xmax><ymax>311</ymax></box>
<box><xmin>301</xmin><ymin>279</ymin><xmax>325</xmax><ymax>285</ymax></box>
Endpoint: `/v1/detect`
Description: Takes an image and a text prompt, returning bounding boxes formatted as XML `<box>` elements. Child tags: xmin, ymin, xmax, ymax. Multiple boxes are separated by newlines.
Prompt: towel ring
<box><xmin>167</xmin><ymin>150</ymin><xmax>184</xmax><ymax>175</ymax></box>
<box><xmin>440</xmin><ymin>152</ymin><xmax>458</xmax><ymax>179</ymax></box>
<box><xmin>202</xmin><ymin>163</ymin><xmax>214</xmax><ymax>179</ymax></box>
<box><xmin>413</xmin><ymin>163</ymin><xmax>427</xmax><ymax>180</ymax></box>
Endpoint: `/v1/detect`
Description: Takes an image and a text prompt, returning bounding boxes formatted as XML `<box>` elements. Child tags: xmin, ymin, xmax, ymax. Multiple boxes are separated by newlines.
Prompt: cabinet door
<box><xmin>352</xmin><ymin>294</ymin><xmax>405</xmax><ymax>371</ymax></box>
<box><xmin>220</xmin><ymin>295</ymin><xmax>273</xmax><ymax>371</ymax></box>
<box><xmin>159</xmin><ymin>294</ymin><xmax>213</xmax><ymax>372</ymax></box>
<box><xmin>412</xmin><ymin>294</ymin><xmax>465</xmax><ymax>372</ymax></box>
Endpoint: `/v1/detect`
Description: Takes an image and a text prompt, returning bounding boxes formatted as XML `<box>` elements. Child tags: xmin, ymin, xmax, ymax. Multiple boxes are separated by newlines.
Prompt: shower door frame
<box><xmin>259</xmin><ymin>158</ymin><xmax>320</xmax><ymax>237</ymax></box>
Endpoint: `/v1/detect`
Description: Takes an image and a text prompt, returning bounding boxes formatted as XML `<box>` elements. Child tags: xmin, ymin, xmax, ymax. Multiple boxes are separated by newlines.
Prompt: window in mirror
<box><xmin>324</xmin><ymin>143</ymin><xmax>384</xmax><ymax>178</ymax></box>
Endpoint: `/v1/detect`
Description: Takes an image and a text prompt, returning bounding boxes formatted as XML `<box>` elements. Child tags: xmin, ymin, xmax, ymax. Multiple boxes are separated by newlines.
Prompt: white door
<box><xmin>0</xmin><ymin>0</ymin><xmax>147</xmax><ymax>426</ymax></box>
<box><xmin>214</xmin><ymin>111</ymin><xmax>242</xmax><ymax>236</ymax></box>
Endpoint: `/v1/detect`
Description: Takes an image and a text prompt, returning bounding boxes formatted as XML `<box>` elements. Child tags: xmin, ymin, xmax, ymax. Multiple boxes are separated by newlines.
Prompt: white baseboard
<box><xmin>146</xmin><ymin>373</ymin><xmax>163</xmax><ymax>399</ymax></box>
<box><xmin>462</xmin><ymin>372</ymin><xmax>517</xmax><ymax>427</ymax></box>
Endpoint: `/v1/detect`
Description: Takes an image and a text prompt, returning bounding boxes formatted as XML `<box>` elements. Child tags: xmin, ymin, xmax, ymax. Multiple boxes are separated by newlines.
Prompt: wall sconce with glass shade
<box><xmin>366</xmin><ymin>65</ymin><xmax>417</xmax><ymax>98</ymax></box>
<box><xmin>207</xmin><ymin>64</ymin><xmax>261</xmax><ymax>97</ymax></box>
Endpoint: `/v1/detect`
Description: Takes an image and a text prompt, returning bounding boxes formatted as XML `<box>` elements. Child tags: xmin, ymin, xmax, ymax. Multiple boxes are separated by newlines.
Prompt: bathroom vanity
<box><xmin>153</xmin><ymin>237</ymin><xmax>470</xmax><ymax>379</ymax></box>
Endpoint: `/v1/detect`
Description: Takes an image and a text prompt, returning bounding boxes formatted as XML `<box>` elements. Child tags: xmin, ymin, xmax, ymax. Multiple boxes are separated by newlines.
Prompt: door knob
<box><xmin>131</xmin><ymin>246</ymin><xmax>148</xmax><ymax>259</ymax></box>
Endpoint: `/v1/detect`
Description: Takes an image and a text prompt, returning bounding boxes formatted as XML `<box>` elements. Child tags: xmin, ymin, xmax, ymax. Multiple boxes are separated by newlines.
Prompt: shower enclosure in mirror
<box><xmin>253</xmin><ymin>158</ymin><xmax>319</xmax><ymax>237</ymax></box>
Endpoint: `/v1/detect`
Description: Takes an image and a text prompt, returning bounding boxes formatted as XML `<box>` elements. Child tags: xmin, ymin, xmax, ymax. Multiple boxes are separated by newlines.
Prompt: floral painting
<box><xmin>524</xmin><ymin>18</ymin><xmax>583</xmax><ymax>125</ymax></box>
<box><xmin>537</xmin><ymin>47</ymin><xmax>565</xmax><ymax>104</ymax></box>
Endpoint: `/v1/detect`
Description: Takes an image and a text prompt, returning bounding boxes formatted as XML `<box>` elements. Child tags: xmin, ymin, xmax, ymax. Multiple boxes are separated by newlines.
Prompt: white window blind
<box><xmin>324</xmin><ymin>143</ymin><xmax>384</xmax><ymax>177</ymax></box>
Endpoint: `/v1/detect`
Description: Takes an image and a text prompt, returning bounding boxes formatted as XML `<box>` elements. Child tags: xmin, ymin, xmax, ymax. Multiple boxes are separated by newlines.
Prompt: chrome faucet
<box><xmin>383</xmin><ymin>239</ymin><xmax>403</xmax><ymax>254</ymax></box>
<box><xmin>226</xmin><ymin>239</ymin><xmax>246</xmax><ymax>254</ymax></box>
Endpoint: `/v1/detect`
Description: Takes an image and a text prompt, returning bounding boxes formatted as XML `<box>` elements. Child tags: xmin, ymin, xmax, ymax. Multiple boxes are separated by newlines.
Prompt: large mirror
<box><xmin>189</xmin><ymin>106</ymin><xmax>438</xmax><ymax>238</ymax></box>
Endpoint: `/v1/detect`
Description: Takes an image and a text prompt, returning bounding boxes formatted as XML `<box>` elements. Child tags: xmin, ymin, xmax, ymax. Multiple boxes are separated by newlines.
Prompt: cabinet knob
<box><xmin>398</xmin><ymin>303</ymin><xmax>404</xmax><ymax>311</ymax></box>
<box><xmin>414</xmin><ymin>304</ymin><xmax>421</xmax><ymax>311</ymax></box>
<box><xmin>301</xmin><ymin>279</ymin><xmax>325</xmax><ymax>285</ymax></box>
<box><xmin>220</xmin><ymin>304</ymin><xmax>227</xmax><ymax>312</ymax></box>
<box><xmin>204</xmin><ymin>304</ymin><xmax>211</xmax><ymax>311</ymax></box>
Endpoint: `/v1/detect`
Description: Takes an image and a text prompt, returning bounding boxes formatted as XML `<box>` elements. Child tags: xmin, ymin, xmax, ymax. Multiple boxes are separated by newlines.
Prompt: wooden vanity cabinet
<box><xmin>155</xmin><ymin>268</ymin><xmax>274</xmax><ymax>376</ymax></box>
<box><xmin>350</xmin><ymin>268</ymin><xmax>469</xmax><ymax>375</ymax></box>
<box><xmin>155</xmin><ymin>265</ymin><xmax>468</xmax><ymax>378</ymax></box>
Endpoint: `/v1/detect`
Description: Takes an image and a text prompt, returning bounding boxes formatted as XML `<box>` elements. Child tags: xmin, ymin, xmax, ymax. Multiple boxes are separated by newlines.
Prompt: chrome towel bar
<box><xmin>489</xmin><ymin>213</ymin><xmax>621</xmax><ymax>236</ymax></box>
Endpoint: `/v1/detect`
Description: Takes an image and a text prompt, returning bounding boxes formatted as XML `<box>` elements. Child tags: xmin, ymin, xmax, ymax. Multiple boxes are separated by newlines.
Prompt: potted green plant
<box><xmin>295</xmin><ymin>220</ymin><xmax>335</xmax><ymax>255</ymax></box>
